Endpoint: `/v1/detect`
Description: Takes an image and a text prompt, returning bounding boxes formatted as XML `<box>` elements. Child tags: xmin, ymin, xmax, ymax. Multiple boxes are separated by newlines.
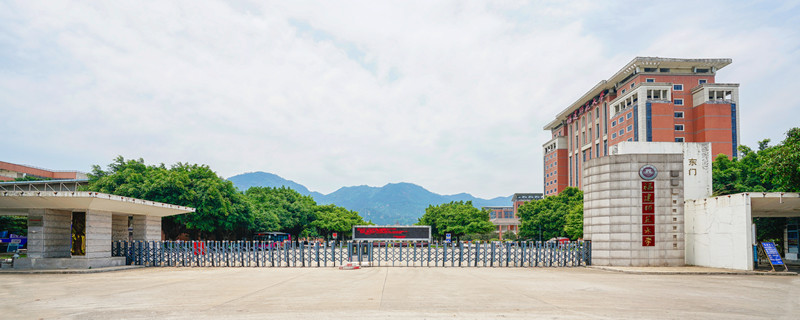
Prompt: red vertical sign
<box><xmin>642</xmin><ymin>181</ymin><xmax>655</xmax><ymax>247</ymax></box>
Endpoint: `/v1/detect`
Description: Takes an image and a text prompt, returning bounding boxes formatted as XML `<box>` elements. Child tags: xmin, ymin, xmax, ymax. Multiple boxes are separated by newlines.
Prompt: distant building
<box><xmin>543</xmin><ymin>57</ymin><xmax>740</xmax><ymax>196</ymax></box>
<box><xmin>484</xmin><ymin>193</ymin><xmax>543</xmax><ymax>239</ymax></box>
<box><xmin>0</xmin><ymin>161</ymin><xmax>87</xmax><ymax>182</ymax></box>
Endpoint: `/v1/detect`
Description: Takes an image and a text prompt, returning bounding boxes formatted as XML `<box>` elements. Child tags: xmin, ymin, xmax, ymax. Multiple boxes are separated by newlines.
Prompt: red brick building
<box><xmin>543</xmin><ymin>57</ymin><xmax>739</xmax><ymax>196</ymax></box>
<box><xmin>485</xmin><ymin>193</ymin><xmax>543</xmax><ymax>238</ymax></box>
<box><xmin>0</xmin><ymin>161</ymin><xmax>87</xmax><ymax>181</ymax></box>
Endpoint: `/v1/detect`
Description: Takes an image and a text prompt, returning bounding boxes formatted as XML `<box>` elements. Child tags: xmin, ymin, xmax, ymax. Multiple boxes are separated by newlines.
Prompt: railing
<box><xmin>112</xmin><ymin>240</ymin><xmax>591</xmax><ymax>268</ymax></box>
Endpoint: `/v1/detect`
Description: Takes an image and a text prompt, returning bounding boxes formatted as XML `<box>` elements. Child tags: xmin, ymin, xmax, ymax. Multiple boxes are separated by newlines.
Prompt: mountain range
<box><xmin>227</xmin><ymin>171</ymin><xmax>512</xmax><ymax>225</ymax></box>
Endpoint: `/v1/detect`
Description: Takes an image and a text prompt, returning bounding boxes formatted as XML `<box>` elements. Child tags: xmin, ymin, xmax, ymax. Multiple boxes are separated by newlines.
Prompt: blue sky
<box><xmin>1</xmin><ymin>1</ymin><xmax>799</xmax><ymax>198</ymax></box>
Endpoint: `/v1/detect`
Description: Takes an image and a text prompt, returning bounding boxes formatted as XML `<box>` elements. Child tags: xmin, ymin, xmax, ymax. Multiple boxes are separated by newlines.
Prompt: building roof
<box><xmin>745</xmin><ymin>192</ymin><xmax>800</xmax><ymax>218</ymax></box>
<box><xmin>686</xmin><ymin>192</ymin><xmax>800</xmax><ymax>218</ymax></box>
<box><xmin>512</xmin><ymin>193</ymin><xmax>543</xmax><ymax>201</ymax></box>
<box><xmin>0</xmin><ymin>161</ymin><xmax>88</xmax><ymax>180</ymax></box>
<box><xmin>544</xmin><ymin>57</ymin><xmax>732</xmax><ymax>130</ymax></box>
<box><xmin>0</xmin><ymin>191</ymin><xmax>195</xmax><ymax>217</ymax></box>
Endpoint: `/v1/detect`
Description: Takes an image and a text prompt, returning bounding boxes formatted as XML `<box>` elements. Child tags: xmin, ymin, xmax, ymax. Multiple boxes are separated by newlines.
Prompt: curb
<box><xmin>588</xmin><ymin>266</ymin><xmax>797</xmax><ymax>276</ymax></box>
<box><xmin>0</xmin><ymin>265</ymin><xmax>144</xmax><ymax>274</ymax></box>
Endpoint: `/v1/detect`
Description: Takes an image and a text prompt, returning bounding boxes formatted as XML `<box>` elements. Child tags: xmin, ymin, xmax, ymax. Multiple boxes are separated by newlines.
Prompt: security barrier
<box><xmin>111</xmin><ymin>240</ymin><xmax>591</xmax><ymax>268</ymax></box>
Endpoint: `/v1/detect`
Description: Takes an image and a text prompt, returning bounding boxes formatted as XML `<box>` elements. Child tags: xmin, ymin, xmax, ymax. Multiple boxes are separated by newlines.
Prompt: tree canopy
<box><xmin>85</xmin><ymin>156</ymin><xmax>370</xmax><ymax>241</ymax></box>
<box><xmin>416</xmin><ymin>201</ymin><xmax>494</xmax><ymax>241</ymax></box>
<box><xmin>713</xmin><ymin>127</ymin><xmax>799</xmax><ymax>195</ymax></box>
<box><xmin>712</xmin><ymin>127</ymin><xmax>800</xmax><ymax>243</ymax></box>
<box><xmin>517</xmin><ymin>187</ymin><xmax>583</xmax><ymax>241</ymax></box>
<box><xmin>245</xmin><ymin>186</ymin><xmax>317</xmax><ymax>239</ymax></box>
<box><xmin>89</xmin><ymin>156</ymin><xmax>252</xmax><ymax>240</ymax></box>
<box><xmin>311</xmin><ymin>204</ymin><xmax>371</xmax><ymax>240</ymax></box>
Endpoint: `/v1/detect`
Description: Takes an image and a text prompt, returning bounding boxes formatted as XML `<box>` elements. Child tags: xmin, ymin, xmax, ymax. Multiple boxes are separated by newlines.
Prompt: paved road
<box><xmin>2</xmin><ymin>267</ymin><xmax>798</xmax><ymax>319</ymax></box>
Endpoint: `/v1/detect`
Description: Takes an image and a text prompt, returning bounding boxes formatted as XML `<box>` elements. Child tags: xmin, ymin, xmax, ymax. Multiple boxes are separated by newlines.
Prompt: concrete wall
<box><xmin>132</xmin><ymin>215</ymin><xmax>161</xmax><ymax>241</ymax></box>
<box><xmin>612</xmin><ymin>142</ymin><xmax>712</xmax><ymax>200</ymax></box>
<box><xmin>584</xmin><ymin>153</ymin><xmax>685</xmax><ymax>266</ymax></box>
<box><xmin>112</xmin><ymin>214</ymin><xmax>129</xmax><ymax>241</ymax></box>
<box><xmin>27</xmin><ymin>209</ymin><xmax>72</xmax><ymax>258</ymax></box>
<box><xmin>85</xmin><ymin>211</ymin><xmax>112</xmax><ymax>259</ymax></box>
<box><xmin>685</xmin><ymin>194</ymin><xmax>753</xmax><ymax>270</ymax></box>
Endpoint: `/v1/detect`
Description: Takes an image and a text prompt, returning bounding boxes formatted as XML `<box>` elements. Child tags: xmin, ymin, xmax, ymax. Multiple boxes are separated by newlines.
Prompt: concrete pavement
<box><xmin>2</xmin><ymin>267</ymin><xmax>798</xmax><ymax>319</ymax></box>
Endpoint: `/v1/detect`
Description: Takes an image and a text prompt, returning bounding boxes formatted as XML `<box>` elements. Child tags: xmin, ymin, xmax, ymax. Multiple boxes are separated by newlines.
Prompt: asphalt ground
<box><xmin>2</xmin><ymin>267</ymin><xmax>798</xmax><ymax>319</ymax></box>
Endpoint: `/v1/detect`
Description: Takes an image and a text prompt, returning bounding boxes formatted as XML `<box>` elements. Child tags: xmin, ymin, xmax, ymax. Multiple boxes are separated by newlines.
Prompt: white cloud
<box><xmin>1</xmin><ymin>0</ymin><xmax>798</xmax><ymax>198</ymax></box>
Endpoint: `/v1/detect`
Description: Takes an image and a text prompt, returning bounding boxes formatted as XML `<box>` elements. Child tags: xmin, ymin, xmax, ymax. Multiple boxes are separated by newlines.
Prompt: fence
<box><xmin>112</xmin><ymin>240</ymin><xmax>591</xmax><ymax>268</ymax></box>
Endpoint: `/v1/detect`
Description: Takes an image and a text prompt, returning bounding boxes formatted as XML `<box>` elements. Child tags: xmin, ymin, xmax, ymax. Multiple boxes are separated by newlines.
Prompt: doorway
<box><xmin>71</xmin><ymin>212</ymin><xmax>85</xmax><ymax>256</ymax></box>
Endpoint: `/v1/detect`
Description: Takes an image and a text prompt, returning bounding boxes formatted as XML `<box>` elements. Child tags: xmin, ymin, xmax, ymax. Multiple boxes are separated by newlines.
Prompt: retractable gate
<box><xmin>112</xmin><ymin>240</ymin><xmax>591</xmax><ymax>268</ymax></box>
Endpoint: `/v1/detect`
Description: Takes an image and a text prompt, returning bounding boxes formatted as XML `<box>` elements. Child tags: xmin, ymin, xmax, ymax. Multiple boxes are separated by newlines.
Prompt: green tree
<box><xmin>517</xmin><ymin>187</ymin><xmax>583</xmax><ymax>241</ymax></box>
<box><xmin>0</xmin><ymin>216</ymin><xmax>27</xmax><ymax>236</ymax></box>
<box><xmin>416</xmin><ymin>201</ymin><xmax>494</xmax><ymax>241</ymax></box>
<box><xmin>89</xmin><ymin>156</ymin><xmax>252</xmax><ymax>240</ymax></box>
<box><xmin>760</xmin><ymin>127</ymin><xmax>800</xmax><ymax>193</ymax></box>
<box><xmin>244</xmin><ymin>187</ymin><xmax>317</xmax><ymax>240</ymax></box>
<box><xmin>712</xmin><ymin>144</ymin><xmax>771</xmax><ymax>195</ymax></box>
<box><xmin>310</xmin><ymin>204</ymin><xmax>370</xmax><ymax>240</ymax></box>
<box><xmin>501</xmin><ymin>231</ymin><xmax>518</xmax><ymax>241</ymax></box>
<box><xmin>563</xmin><ymin>201</ymin><xmax>584</xmax><ymax>239</ymax></box>
<box><xmin>711</xmin><ymin>128</ymin><xmax>800</xmax><ymax>246</ymax></box>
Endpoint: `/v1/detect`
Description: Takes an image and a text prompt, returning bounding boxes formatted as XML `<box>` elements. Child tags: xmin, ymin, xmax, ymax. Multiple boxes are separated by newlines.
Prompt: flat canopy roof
<box><xmin>0</xmin><ymin>191</ymin><xmax>195</xmax><ymax>217</ymax></box>
<box><xmin>748</xmin><ymin>192</ymin><xmax>800</xmax><ymax>218</ymax></box>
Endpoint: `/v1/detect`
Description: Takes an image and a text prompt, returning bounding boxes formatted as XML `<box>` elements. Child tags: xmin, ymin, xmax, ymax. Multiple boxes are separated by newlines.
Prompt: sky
<box><xmin>1</xmin><ymin>1</ymin><xmax>799</xmax><ymax>199</ymax></box>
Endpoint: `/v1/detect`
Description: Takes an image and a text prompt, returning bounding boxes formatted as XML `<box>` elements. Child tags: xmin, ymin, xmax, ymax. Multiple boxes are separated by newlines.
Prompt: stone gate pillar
<box><xmin>583</xmin><ymin>153</ymin><xmax>685</xmax><ymax>267</ymax></box>
<box><xmin>132</xmin><ymin>215</ymin><xmax>161</xmax><ymax>241</ymax></box>
<box><xmin>112</xmin><ymin>214</ymin><xmax>129</xmax><ymax>241</ymax></box>
<box><xmin>85</xmin><ymin>211</ymin><xmax>112</xmax><ymax>259</ymax></box>
<box><xmin>26</xmin><ymin>209</ymin><xmax>71</xmax><ymax>259</ymax></box>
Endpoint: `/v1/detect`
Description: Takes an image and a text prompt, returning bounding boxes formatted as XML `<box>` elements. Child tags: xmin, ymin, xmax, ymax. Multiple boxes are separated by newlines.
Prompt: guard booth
<box><xmin>0</xmin><ymin>180</ymin><xmax>194</xmax><ymax>269</ymax></box>
<box><xmin>685</xmin><ymin>192</ymin><xmax>800</xmax><ymax>271</ymax></box>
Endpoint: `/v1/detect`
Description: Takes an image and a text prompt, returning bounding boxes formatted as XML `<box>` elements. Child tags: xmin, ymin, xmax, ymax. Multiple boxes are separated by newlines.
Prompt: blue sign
<box><xmin>445</xmin><ymin>233</ymin><xmax>451</xmax><ymax>243</ymax></box>
<box><xmin>762</xmin><ymin>242</ymin><xmax>784</xmax><ymax>265</ymax></box>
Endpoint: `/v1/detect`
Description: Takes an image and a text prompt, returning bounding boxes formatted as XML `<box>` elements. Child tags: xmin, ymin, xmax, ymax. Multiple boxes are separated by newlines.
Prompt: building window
<box><xmin>621</xmin><ymin>89</ymin><xmax>626</xmax><ymax>94</ymax></box>
<box><xmin>611</xmin><ymin>120</ymin><xmax>616</xmax><ymax>127</ymax></box>
<box><xmin>675</xmin><ymin>124</ymin><xmax>685</xmax><ymax>131</ymax></box>
<box><xmin>626</xmin><ymin>112</ymin><xmax>632</xmax><ymax>119</ymax></box>
<box><xmin>611</xmin><ymin>132</ymin><xmax>617</xmax><ymax>139</ymax></box>
<box><xmin>583</xmin><ymin>150</ymin><xmax>587</xmax><ymax>162</ymax></box>
<box><xmin>674</xmin><ymin>99</ymin><xmax>684</xmax><ymax>106</ymax></box>
<box><xmin>618</xmin><ymin>129</ymin><xmax>624</xmax><ymax>136</ymax></box>
<box><xmin>596</xmin><ymin>124</ymin><xmax>600</xmax><ymax>138</ymax></box>
<box><xmin>596</xmin><ymin>143</ymin><xmax>599</xmax><ymax>157</ymax></box>
<box><xmin>699</xmin><ymin>79</ymin><xmax>707</xmax><ymax>84</ymax></box>
<box><xmin>646</xmin><ymin>78</ymin><xmax>655</xmax><ymax>83</ymax></box>
<box><xmin>627</xmin><ymin>138</ymin><xmax>633</xmax><ymax>141</ymax></box>
<box><xmin>674</xmin><ymin>111</ymin><xmax>684</xmax><ymax>118</ymax></box>
<box><xmin>568</xmin><ymin>156</ymin><xmax>572</xmax><ymax>185</ymax></box>
<box><xmin>626</xmin><ymin>125</ymin><xmax>633</xmax><ymax>132</ymax></box>
<box><xmin>604</xmin><ymin>140</ymin><xmax>608</xmax><ymax>155</ymax></box>
<box><xmin>659</xmin><ymin>68</ymin><xmax>670</xmax><ymax>73</ymax></box>
<box><xmin>644</xmin><ymin>67</ymin><xmax>656</xmax><ymax>72</ymax></box>
<box><xmin>673</xmin><ymin>84</ymin><xmax>683</xmax><ymax>91</ymax></box>
<box><xmin>675</xmin><ymin>137</ymin><xmax>685</xmax><ymax>142</ymax></box>
<box><xmin>630</xmin><ymin>83</ymin><xmax>635</xmax><ymax>88</ymax></box>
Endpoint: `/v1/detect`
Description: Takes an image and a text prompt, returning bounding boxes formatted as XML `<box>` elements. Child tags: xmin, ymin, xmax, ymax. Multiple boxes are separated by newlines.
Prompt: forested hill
<box><xmin>227</xmin><ymin>171</ymin><xmax>512</xmax><ymax>225</ymax></box>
